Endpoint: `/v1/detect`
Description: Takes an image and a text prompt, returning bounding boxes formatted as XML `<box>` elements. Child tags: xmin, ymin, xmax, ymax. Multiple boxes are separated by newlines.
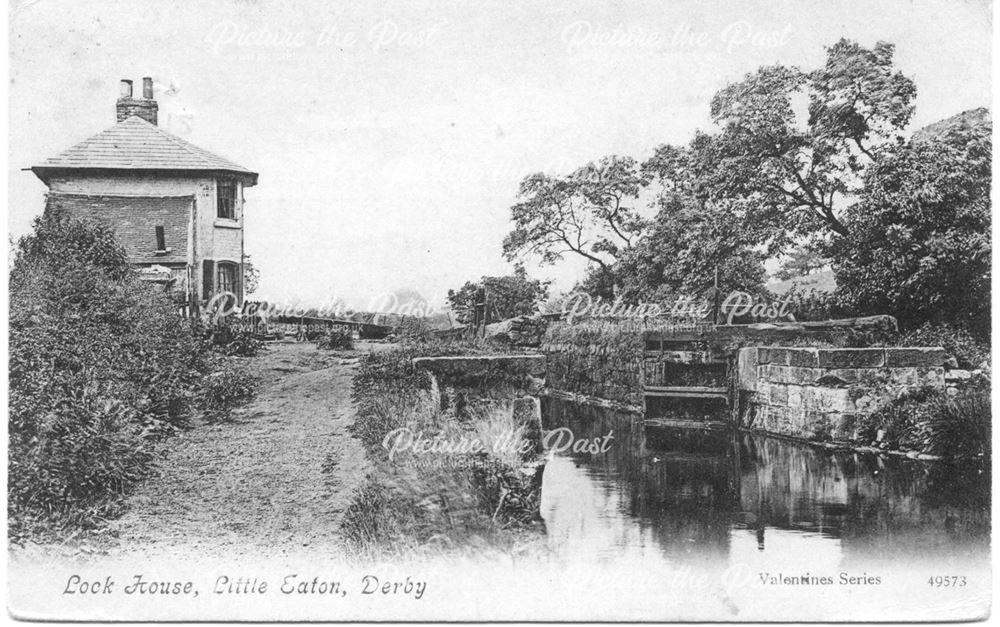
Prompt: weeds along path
<box><xmin>105</xmin><ymin>342</ymin><xmax>373</xmax><ymax>562</ymax></box>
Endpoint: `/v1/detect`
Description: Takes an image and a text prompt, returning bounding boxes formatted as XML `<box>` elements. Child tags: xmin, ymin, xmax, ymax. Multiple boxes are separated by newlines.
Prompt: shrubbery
<box><xmin>198</xmin><ymin>320</ymin><xmax>265</xmax><ymax>357</ymax></box>
<box><xmin>9</xmin><ymin>209</ymin><xmax>259</xmax><ymax>538</ymax></box>
<box><xmin>896</xmin><ymin>322</ymin><xmax>989</xmax><ymax>369</ymax></box>
<box><xmin>344</xmin><ymin>340</ymin><xmax>544</xmax><ymax>559</ymax></box>
<box><xmin>199</xmin><ymin>366</ymin><xmax>262</xmax><ymax>418</ymax></box>
<box><xmin>317</xmin><ymin>328</ymin><xmax>354</xmax><ymax>351</ymax></box>
<box><xmin>857</xmin><ymin>382</ymin><xmax>990</xmax><ymax>459</ymax></box>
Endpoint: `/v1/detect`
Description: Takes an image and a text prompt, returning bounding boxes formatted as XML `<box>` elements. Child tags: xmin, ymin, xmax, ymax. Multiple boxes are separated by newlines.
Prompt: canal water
<box><xmin>539</xmin><ymin>396</ymin><xmax>990</xmax><ymax>573</ymax></box>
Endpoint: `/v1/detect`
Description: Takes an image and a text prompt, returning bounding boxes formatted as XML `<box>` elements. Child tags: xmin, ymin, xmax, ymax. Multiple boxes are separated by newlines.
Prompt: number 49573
<box><xmin>928</xmin><ymin>576</ymin><xmax>967</xmax><ymax>587</ymax></box>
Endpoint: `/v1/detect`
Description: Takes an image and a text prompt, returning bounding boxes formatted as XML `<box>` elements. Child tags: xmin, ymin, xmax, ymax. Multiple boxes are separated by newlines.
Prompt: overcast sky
<box><xmin>8</xmin><ymin>0</ymin><xmax>992</xmax><ymax>308</ymax></box>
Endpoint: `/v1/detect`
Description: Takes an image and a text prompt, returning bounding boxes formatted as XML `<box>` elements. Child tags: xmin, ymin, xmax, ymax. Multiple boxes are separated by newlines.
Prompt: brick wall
<box><xmin>47</xmin><ymin>174</ymin><xmax>244</xmax><ymax>300</ymax></box>
<box><xmin>46</xmin><ymin>193</ymin><xmax>192</xmax><ymax>264</ymax></box>
<box><xmin>737</xmin><ymin>347</ymin><xmax>953</xmax><ymax>441</ymax></box>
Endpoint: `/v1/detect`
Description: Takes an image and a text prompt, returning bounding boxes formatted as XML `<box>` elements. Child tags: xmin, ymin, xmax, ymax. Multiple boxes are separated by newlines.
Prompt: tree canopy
<box><xmin>447</xmin><ymin>264</ymin><xmax>550</xmax><ymax>325</ymax></box>
<box><xmin>502</xmin><ymin>155</ymin><xmax>646</xmax><ymax>270</ymax></box>
<box><xmin>831</xmin><ymin>108</ymin><xmax>991</xmax><ymax>337</ymax></box>
<box><xmin>499</xmin><ymin>38</ymin><xmax>988</xmax><ymax>337</ymax></box>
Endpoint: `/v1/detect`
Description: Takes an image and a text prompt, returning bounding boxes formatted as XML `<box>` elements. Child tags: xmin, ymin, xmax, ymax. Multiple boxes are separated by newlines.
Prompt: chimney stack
<box><xmin>116</xmin><ymin>76</ymin><xmax>158</xmax><ymax>125</ymax></box>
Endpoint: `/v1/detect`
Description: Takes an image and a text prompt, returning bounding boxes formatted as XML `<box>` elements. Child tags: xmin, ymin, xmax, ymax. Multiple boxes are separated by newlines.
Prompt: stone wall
<box><xmin>737</xmin><ymin>346</ymin><xmax>953</xmax><ymax>441</ymax></box>
<box><xmin>484</xmin><ymin>315</ymin><xmax>548</xmax><ymax>347</ymax></box>
<box><xmin>540</xmin><ymin>324</ymin><xmax>644</xmax><ymax>408</ymax></box>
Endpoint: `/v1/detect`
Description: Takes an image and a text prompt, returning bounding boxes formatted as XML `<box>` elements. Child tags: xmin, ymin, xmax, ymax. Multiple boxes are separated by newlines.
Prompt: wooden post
<box><xmin>713</xmin><ymin>264</ymin><xmax>721</xmax><ymax>325</ymax></box>
<box><xmin>482</xmin><ymin>286</ymin><xmax>490</xmax><ymax>338</ymax></box>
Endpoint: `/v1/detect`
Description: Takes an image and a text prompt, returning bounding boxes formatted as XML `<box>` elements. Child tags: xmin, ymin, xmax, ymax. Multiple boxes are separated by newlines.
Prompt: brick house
<box><xmin>30</xmin><ymin>77</ymin><xmax>258</xmax><ymax>311</ymax></box>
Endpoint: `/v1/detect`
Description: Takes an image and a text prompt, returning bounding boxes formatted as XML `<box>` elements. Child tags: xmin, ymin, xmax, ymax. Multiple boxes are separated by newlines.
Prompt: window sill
<box><xmin>154</xmin><ymin>248</ymin><xmax>173</xmax><ymax>255</ymax></box>
<box><xmin>214</xmin><ymin>219</ymin><xmax>241</xmax><ymax>229</ymax></box>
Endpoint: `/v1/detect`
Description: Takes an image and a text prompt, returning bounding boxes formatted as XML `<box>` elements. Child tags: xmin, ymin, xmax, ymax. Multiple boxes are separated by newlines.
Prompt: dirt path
<box><xmin>103</xmin><ymin>342</ymin><xmax>373</xmax><ymax>561</ymax></box>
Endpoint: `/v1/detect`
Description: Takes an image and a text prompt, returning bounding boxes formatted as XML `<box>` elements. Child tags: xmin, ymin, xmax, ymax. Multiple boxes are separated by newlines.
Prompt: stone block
<box><xmin>768</xmin><ymin>383</ymin><xmax>788</xmax><ymax>405</ymax></box>
<box><xmin>885</xmin><ymin>367</ymin><xmax>919</xmax><ymax>387</ymax></box>
<box><xmin>831</xmin><ymin>413</ymin><xmax>859</xmax><ymax>440</ymax></box>
<box><xmin>802</xmin><ymin>412</ymin><xmax>834</xmax><ymax>441</ymax></box>
<box><xmin>786</xmin><ymin>385</ymin><xmax>803</xmax><ymax>408</ymax></box>
<box><xmin>761</xmin><ymin>348</ymin><xmax>791</xmax><ymax>365</ymax></box>
<box><xmin>946</xmin><ymin>369</ymin><xmax>973</xmax><ymax>382</ymax></box>
<box><xmin>807</xmin><ymin>386</ymin><xmax>853</xmax><ymax>413</ymax></box>
<box><xmin>762</xmin><ymin>365</ymin><xmax>824</xmax><ymax>385</ymax></box>
<box><xmin>737</xmin><ymin>348</ymin><xmax>758</xmax><ymax>391</ymax></box>
<box><xmin>884</xmin><ymin>347</ymin><xmax>951</xmax><ymax>367</ymax></box>
<box><xmin>919</xmin><ymin>367</ymin><xmax>946</xmax><ymax>387</ymax></box>
<box><xmin>816</xmin><ymin>348</ymin><xmax>885</xmax><ymax>368</ymax></box>
<box><xmin>756</xmin><ymin>347</ymin><xmax>773</xmax><ymax>365</ymax></box>
<box><xmin>786</xmin><ymin>348</ymin><xmax>819</xmax><ymax>367</ymax></box>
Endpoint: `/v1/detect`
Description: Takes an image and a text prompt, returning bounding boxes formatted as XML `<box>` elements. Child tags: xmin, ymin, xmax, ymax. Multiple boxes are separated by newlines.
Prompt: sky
<box><xmin>8</xmin><ymin>0</ymin><xmax>992</xmax><ymax>309</ymax></box>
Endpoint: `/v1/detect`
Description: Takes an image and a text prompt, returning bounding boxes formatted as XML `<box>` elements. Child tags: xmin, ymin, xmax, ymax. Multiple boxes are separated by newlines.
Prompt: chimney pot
<box><xmin>116</xmin><ymin>77</ymin><xmax>158</xmax><ymax>125</ymax></box>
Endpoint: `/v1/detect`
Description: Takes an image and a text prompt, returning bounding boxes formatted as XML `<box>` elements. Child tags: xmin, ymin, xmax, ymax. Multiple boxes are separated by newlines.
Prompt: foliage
<box><xmin>8</xmin><ymin>382</ymin><xmax>154</xmax><ymax>524</ymax></box>
<box><xmin>340</xmin><ymin>481</ymin><xmax>422</xmax><ymax>559</ymax></box>
<box><xmin>611</xmin><ymin>192</ymin><xmax>767</xmax><ymax>302</ymax></box>
<box><xmin>242</xmin><ymin>254</ymin><xmax>260</xmax><ymax>295</ymax></box>
<box><xmin>344</xmin><ymin>341</ymin><xmax>544</xmax><ymax>560</ymax></box>
<box><xmin>830</xmin><ymin>110</ymin><xmax>991</xmax><ymax>338</ymax></box>
<box><xmin>774</xmin><ymin>243</ymin><xmax>828</xmax><ymax>281</ymax></box>
<box><xmin>9</xmin><ymin>209</ymin><xmax>208</xmax><ymax>529</ymax></box>
<box><xmin>503</xmin><ymin>40</ymin><xmax>918</xmax><ymax>304</ymax></box>
<box><xmin>199</xmin><ymin>320</ymin><xmax>265</xmax><ymax>357</ymax></box>
<box><xmin>317</xmin><ymin>328</ymin><xmax>354</xmax><ymax>351</ymax></box>
<box><xmin>398</xmin><ymin>317</ymin><xmax>436</xmax><ymax>344</ymax></box>
<box><xmin>857</xmin><ymin>383</ymin><xmax>990</xmax><ymax>459</ymax></box>
<box><xmin>447</xmin><ymin>264</ymin><xmax>550</xmax><ymax>325</ymax></box>
<box><xmin>702</xmin><ymin>40</ymin><xmax>915</xmax><ymax>247</ymax></box>
<box><xmin>9</xmin><ymin>208</ymin><xmax>259</xmax><ymax>536</ymax></box>
<box><xmin>350</xmin><ymin>347</ymin><xmax>443</xmax><ymax>449</ymax></box>
<box><xmin>543</xmin><ymin>320</ymin><xmax>646</xmax><ymax>360</ymax></box>
<box><xmin>895</xmin><ymin>322</ymin><xmax>989</xmax><ymax>369</ymax></box>
<box><xmin>502</xmin><ymin>156</ymin><xmax>646</xmax><ymax>270</ymax></box>
<box><xmin>779</xmin><ymin>286</ymin><xmax>848</xmax><ymax>322</ymax></box>
<box><xmin>198</xmin><ymin>365</ymin><xmax>262</xmax><ymax>417</ymax></box>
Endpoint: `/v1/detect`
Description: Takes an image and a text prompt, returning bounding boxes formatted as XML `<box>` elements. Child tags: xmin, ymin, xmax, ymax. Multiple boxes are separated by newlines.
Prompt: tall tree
<box><xmin>612</xmin><ymin>191</ymin><xmax>766</xmax><ymax>302</ymax></box>
<box><xmin>831</xmin><ymin>108</ymin><xmax>991</xmax><ymax>337</ymax></box>
<box><xmin>502</xmin><ymin>155</ymin><xmax>645</xmax><ymax>270</ymax></box>
<box><xmin>704</xmin><ymin>39</ymin><xmax>916</xmax><ymax>250</ymax></box>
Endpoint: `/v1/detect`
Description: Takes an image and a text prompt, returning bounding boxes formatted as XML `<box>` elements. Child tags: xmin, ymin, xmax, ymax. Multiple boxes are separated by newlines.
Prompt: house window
<box><xmin>216</xmin><ymin>261</ymin><xmax>238</xmax><ymax>296</ymax></box>
<box><xmin>217</xmin><ymin>180</ymin><xmax>237</xmax><ymax>219</ymax></box>
<box><xmin>155</xmin><ymin>226</ymin><xmax>166</xmax><ymax>251</ymax></box>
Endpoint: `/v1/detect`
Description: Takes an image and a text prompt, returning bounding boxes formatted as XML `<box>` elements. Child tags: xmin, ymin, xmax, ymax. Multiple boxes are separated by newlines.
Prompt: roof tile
<box><xmin>33</xmin><ymin>117</ymin><xmax>256</xmax><ymax>178</ymax></box>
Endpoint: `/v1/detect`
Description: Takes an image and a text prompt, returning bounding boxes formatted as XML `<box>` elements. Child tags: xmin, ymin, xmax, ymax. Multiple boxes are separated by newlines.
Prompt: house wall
<box><xmin>47</xmin><ymin>174</ymin><xmax>245</xmax><ymax>301</ymax></box>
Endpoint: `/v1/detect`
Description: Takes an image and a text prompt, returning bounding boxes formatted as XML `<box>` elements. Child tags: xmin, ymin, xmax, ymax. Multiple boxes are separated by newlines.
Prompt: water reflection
<box><xmin>540</xmin><ymin>396</ymin><xmax>990</xmax><ymax>570</ymax></box>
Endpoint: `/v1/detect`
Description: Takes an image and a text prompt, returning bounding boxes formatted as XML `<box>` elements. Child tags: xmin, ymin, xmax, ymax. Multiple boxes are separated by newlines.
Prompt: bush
<box><xmin>8</xmin><ymin>208</ymin><xmax>221</xmax><ymax>534</ymax></box>
<box><xmin>198</xmin><ymin>364</ymin><xmax>262</xmax><ymax>417</ymax></box>
<box><xmin>781</xmin><ymin>286</ymin><xmax>848</xmax><ymax>322</ymax></box>
<box><xmin>896</xmin><ymin>322</ymin><xmax>989</xmax><ymax>369</ymax></box>
<box><xmin>8</xmin><ymin>382</ymin><xmax>154</xmax><ymax>520</ymax></box>
<box><xmin>857</xmin><ymin>383</ymin><xmax>990</xmax><ymax>459</ymax></box>
<box><xmin>198</xmin><ymin>320</ymin><xmax>264</xmax><ymax>357</ymax></box>
<box><xmin>399</xmin><ymin>317</ymin><xmax>435</xmax><ymax>344</ymax></box>
<box><xmin>317</xmin><ymin>328</ymin><xmax>354</xmax><ymax>351</ymax></box>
